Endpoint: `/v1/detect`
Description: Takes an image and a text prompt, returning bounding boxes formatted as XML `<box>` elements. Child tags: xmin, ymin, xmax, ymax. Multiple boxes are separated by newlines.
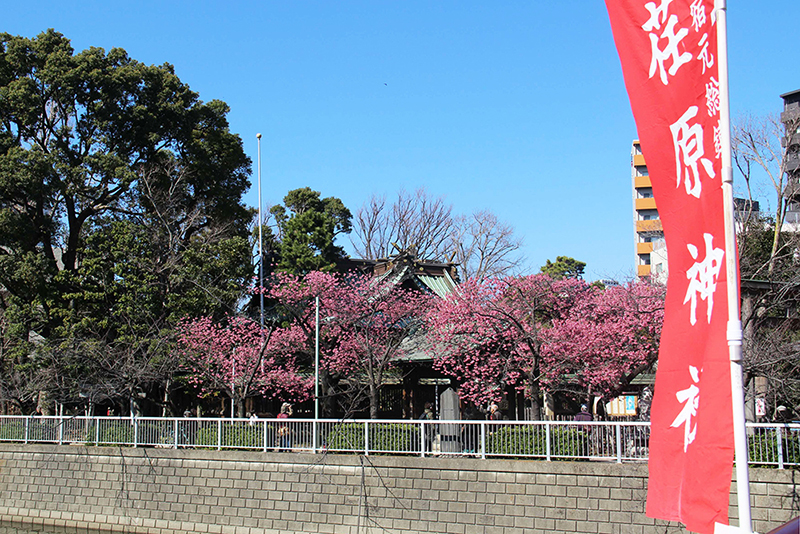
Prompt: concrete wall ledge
<box><xmin>0</xmin><ymin>444</ymin><xmax>796</xmax><ymax>534</ymax></box>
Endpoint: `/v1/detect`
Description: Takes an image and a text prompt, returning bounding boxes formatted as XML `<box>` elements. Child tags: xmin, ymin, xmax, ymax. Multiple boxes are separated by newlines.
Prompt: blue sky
<box><xmin>5</xmin><ymin>2</ymin><xmax>798</xmax><ymax>281</ymax></box>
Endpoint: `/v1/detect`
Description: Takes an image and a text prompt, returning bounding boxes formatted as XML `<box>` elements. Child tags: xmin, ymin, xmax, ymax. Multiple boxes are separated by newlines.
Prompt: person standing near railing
<box><xmin>574</xmin><ymin>404</ymin><xmax>594</xmax><ymax>456</ymax></box>
<box><xmin>180</xmin><ymin>409</ymin><xmax>196</xmax><ymax>446</ymax></box>
<box><xmin>419</xmin><ymin>402</ymin><xmax>434</xmax><ymax>453</ymax></box>
<box><xmin>574</xmin><ymin>405</ymin><xmax>592</xmax><ymax>423</ymax></box>
<box><xmin>277</xmin><ymin>403</ymin><xmax>293</xmax><ymax>451</ymax></box>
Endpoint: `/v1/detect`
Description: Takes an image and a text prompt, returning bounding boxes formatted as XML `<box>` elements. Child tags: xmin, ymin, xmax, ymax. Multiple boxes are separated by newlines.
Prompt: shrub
<box><xmin>748</xmin><ymin>429</ymin><xmax>800</xmax><ymax>466</ymax></box>
<box><xmin>487</xmin><ymin>426</ymin><xmax>545</xmax><ymax>456</ymax></box>
<box><xmin>0</xmin><ymin>421</ymin><xmax>26</xmax><ymax>441</ymax></box>
<box><xmin>197</xmin><ymin>424</ymin><xmax>262</xmax><ymax>449</ymax></box>
<box><xmin>486</xmin><ymin>425</ymin><xmax>591</xmax><ymax>458</ymax></box>
<box><xmin>324</xmin><ymin>423</ymin><xmax>365</xmax><ymax>452</ymax></box>
<box><xmin>323</xmin><ymin>423</ymin><xmax>416</xmax><ymax>453</ymax></box>
<box><xmin>369</xmin><ymin>423</ymin><xmax>416</xmax><ymax>452</ymax></box>
<box><xmin>98</xmin><ymin>422</ymin><xmax>134</xmax><ymax>445</ymax></box>
<box><xmin>72</xmin><ymin>423</ymin><xmax>96</xmax><ymax>444</ymax></box>
<box><xmin>223</xmin><ymin>425</ymin><xmax>262</xmax><ymax>448</ymax></box>
<box><xmin>197</xmin><ymin>426</ymin><xmax>218</xmax><ymax>448</ymax></box>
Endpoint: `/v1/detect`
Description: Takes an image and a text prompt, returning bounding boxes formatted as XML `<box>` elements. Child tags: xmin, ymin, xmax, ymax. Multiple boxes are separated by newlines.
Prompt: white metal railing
<box><xmin>0</xmin><ymin>415</ymin><xmax>796</xmax><ymax>467</ymax></box>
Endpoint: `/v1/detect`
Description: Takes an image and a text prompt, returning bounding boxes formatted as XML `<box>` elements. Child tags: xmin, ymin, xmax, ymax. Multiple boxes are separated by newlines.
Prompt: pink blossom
<box><xmin>175</xmin><ymin>316</ymin><xmax>313</xmax><ymax>409</ymax></box>
<box><xmin>426</xmin><ymin>275</ymin><xmax>664</xmax><ymax>413</ymax></box>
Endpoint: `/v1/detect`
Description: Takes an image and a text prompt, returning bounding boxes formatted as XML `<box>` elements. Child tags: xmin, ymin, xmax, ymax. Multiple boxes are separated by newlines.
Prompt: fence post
<box><xmin>263</xmin><ymin>420</ymin><xmax>268</xmax><ymax>453</ymax></box>
<box><xmin>24</xmin><ymin>416</ymin><xmax>29</xmax><ymax>445</ymax></box>
<box><xmin>777</xmin><ymin>426</ymin><xmax>784</xmax><ymax>470</ymax></box>
<box><xmin>364</xmin><ymin>421</ymin><xmax>369</xmax><ymax>456</ymax></box>
<box><xmin>313</xmin><ymin>420</ymin><xmax>318</xmax><ymax>454</ymax></box>
<box><xmin>174</xmin><ymin>419</ymin><xmax>179</xmax><ymax>449</ymax></box>
<box><xmin>133</xmin><ymin>417</ymin><xmax>138</xmax><ymax>448</ymax></box>
<box><xmin>217</xmin><ymin>419</ymin><xmax>222</xmax><ymax>451</ymax></box>
<box><xmin>545</xmin><ymin>421</ymin><xmax>551</xmax><ymax>461</ymax></box>
<box><xmin>58</xmin><ymin>414</ymin><xmax>63</xmax><ymax>445</ymax></box>
<box><xmin>480</xmin><ymin>422</ymin><xmax>486</xmax><ymax>460</ymax></box>
<box><xmin>95</xmin><ymin>417</ymin><xmax>99</xmax><ymax>445</ymax></box>
<box><xmin>616</xmin><ymin>423</ymin><xmax>622</xmax><ymax>463</ymax></box>
<box><xmin>420</xmin><ymin>422</ymin><xmax>426</xmax><ymax>458</ymax></box>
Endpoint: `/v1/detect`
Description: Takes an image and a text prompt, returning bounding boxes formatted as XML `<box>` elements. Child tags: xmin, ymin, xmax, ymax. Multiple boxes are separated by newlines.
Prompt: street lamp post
<box><xmin>256</xmin><ymin>133</ymin><xmax>264</xmax><ymax>332</ymax></box>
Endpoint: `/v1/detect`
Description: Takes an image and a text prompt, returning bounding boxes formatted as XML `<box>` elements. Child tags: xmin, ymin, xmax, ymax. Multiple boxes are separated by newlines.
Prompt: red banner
<box><xmin>604</xmin><ymin>1</ymin><xmax>734</xmax><ymax>533</ymax></box>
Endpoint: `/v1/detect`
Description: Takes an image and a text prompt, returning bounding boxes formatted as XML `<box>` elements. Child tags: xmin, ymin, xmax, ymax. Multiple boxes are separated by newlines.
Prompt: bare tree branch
<box><xmin>733</xmin><ymin>112</ymin><xmax>800</xmax><ymax>275</ymax></box>
<box><xmin>351</xmin><ymin>189</ymin><xmax>523</xmax><ymax>281</ymax></box>
<box><xmin>451</xmin><ymin>210</ymin><xmax>524</xmax><ymax>282</ymax></box>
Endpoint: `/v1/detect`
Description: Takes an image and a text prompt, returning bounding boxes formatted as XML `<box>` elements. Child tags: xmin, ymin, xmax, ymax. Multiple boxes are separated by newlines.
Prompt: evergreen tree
<box><xmin>269</xmin><ymin>187</ymin><xmax>352</xmax><ymax>273</ymax></box>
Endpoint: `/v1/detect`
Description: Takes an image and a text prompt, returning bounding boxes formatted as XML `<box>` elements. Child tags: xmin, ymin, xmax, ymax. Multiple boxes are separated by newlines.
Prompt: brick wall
<box><xmin>0</xmin><ymin>444</ymin><xmax>796</xmax><ymax>534</ymax></box>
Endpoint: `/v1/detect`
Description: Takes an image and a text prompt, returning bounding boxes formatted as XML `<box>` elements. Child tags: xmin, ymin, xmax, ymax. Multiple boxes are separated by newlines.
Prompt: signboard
<box><xmin>607</xmin><ymin>395</ymin><xmax>639</xmax><ymax>417</ymax></box>
<box><xmin>755</xmin><ymin>398</ymin><xmax>766</xmax><ymax>418</ymax></box>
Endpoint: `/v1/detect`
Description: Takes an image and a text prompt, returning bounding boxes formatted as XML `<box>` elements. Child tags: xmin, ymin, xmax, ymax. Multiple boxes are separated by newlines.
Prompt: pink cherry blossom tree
<box><xmin>175</xmin><ymin>316</ymin><xmax>312</xmax><ymax>417</ymax></box>
<box><xmin>540</xmin><ymin>280</ymin><xmax>665</xmax><ymax>400</ymax></box>
<box><xmin>266</xmin><ymin>270</ymin><xmax>430</xmax><ymax>419</ymax></box>
<box><xmin>327</xmin><ymin>278</ymin><xmax>430</xmax><ymax>419</ymax></box>
<box><xmin>264</xmin><ymin>270</ymin><xmax>345</xmax><ymax>416</ymax></box>
<box><xmin>426</xmin><ymin>274</ymin><xmax>588</xmax><ymax>419</ymax></box>
<box><xmin>427</xmin><ymin>275</ymin><xmax>665</xmax><ymax>418</ymax></box>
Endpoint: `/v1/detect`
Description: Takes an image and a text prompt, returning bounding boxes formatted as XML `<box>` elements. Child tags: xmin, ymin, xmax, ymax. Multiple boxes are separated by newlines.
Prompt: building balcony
<box><xmin>637</xmin><ymin>264</ymin><xmax>652</xmax><ymax>277</ymax></box>
<box><xmin>780</xmin><ymin>132</ymin><xmax>800</xmax><ymax>147</ymax></box>
<box><xmin>636</xmin><ymin>219</ymin><xmax>663</xmax><ymax>233</ymax></box>
<box><xmin>780</xmin><ymin>109</ymin><xmax>800</xmax><ymax>126</ymax></box>
<box><xmin>635</xmin><ymin>198</ymin><xmax>657</xmax><ymax>210</ymax></box>
<box><xmin>786</xmin><ymin>152</ymin><xmax>800</xmax><ymax>173</ymax></box>
<box><xmin>633</xmin><ymin>154</ymin><xmax>647</xmax><ymax>167</ymax></box>
<box><xmin>634</xmin><ymin>176</ymin><xmax>652</xmax><ymax>188</ymax></box>
<box><xmin>637</xmin><ymin>242</ymin><xmax>654</xmax><ymax>254</ymax></box>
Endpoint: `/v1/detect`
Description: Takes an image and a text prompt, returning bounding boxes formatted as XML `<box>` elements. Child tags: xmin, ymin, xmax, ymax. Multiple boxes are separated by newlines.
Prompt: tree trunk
<box><xmin>162</xmin><ymin>379</ymin><xmax>171</xmax><ymax>417</ymax></box>
<box><xmin>528</xmin><ymin>387</ymin><xmax>543</xmax><ymax>420</ymax></box>
<box><xmin>515</xmin><ymin>389</ymin><xmax>525</xmax><ymax>421</ymax></box>
<box><xmin>321</xmin><ymin>369</ymin><xmax>338</xmax><ymax>418</ymax></box>
<box><xmin>768</xmin><ymin>197</ymin><xmax>786</xmax><ymax>276</ymax></box>
<box><xmin>37</xmin><ymin>391</ymin><xmax>53</xmax><ymax>415</ymax></box>
<box><xmin>369</xmin><ymin>382</ymin><xmax>379</xmax><ymax>419</ymax></box>
<box><xmin>527</xmin><ymin>373</ymin><xmax>543</xmax><ymax>420</ymax></box>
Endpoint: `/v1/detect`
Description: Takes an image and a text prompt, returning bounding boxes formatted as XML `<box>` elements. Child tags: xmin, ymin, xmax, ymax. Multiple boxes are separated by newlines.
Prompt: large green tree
<box><xmin>269</xmin><ymin>187</ymin><xmax>352</xmax><ymax>273</ymax></box>
<box><xmin>0</xmin><ymin>30</ymin><xmax>253</xmax><ymax>413</ymax></box>
<box><xmin>540</xmin><ymin>256</ymin><xmax>586</xmax><ymax>280</ymax></box>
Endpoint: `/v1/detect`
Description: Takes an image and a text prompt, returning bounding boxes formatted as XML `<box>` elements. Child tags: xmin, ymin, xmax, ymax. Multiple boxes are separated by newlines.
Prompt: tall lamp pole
<box><xmin>256</xmin><ymin>133</ymin><xmax>264</xmax><ymax>332</ymax></box>
<box><xmin>315</xmin><ymin>296</ymin><xmax>320</xmax><ymax>421</ymax></box>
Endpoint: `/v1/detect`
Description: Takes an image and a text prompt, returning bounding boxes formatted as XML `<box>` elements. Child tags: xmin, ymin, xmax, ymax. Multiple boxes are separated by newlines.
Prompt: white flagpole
<box><xmin>716</xmin><ymin>1</ymin><xmax>753</xmax><ymax>532</ymax></box>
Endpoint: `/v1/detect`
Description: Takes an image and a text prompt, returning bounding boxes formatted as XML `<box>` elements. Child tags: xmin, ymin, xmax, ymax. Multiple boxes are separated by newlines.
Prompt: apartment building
<box><xmin>630</xmin><ymin>91</ymin><xmax>800</xmax><ymax>280</ymax></box>
<box><xmin>631</xmin><ymin>140</ymin><xmax>666</xmax><ymax>278</ymax></box>
<box><xmin>781</xmin><ymin>89</ymin><xmax>800</xmax><ymax>201</ymax></box>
